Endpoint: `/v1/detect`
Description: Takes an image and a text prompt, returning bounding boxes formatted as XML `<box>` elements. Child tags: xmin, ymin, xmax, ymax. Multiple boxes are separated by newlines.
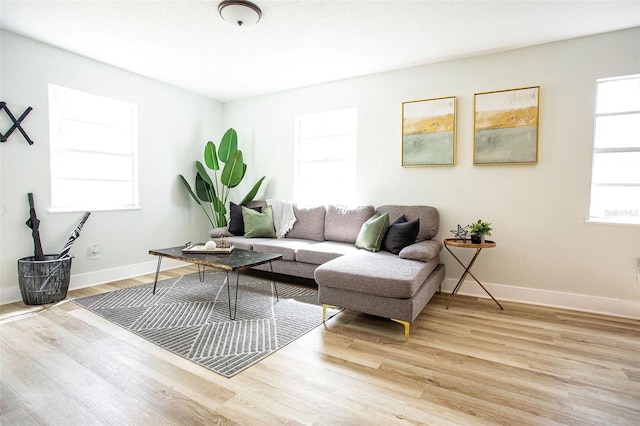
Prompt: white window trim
<box><xmin>585</xmin><ymin>218</ymin><xmax>640</xmax><ymax>227</ymax></box>
<box><xmin>294</xmin><ymin>107</ymin><xmax>357</xmax><ymax>205</ymax></box>
<box><xmin>48</xmin><ymin>84</ymin><xmax>140</xmax><ymax>213</ymax></box>
<box><xmin>586</xmin><ymin>74</ymin><xmax>640</xmax><ymax>226</ymax></box>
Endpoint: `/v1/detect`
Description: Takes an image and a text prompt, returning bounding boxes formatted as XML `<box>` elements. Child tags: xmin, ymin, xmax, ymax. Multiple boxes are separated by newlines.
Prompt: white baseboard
<box><xmin>0</xmin><ymin>258</ymin><xmax>188</xmax><ymax>305</ymax></box>
<box><xmin>3</xmin><ymin>266</ymin><xmax>638</xmax><ymax>320</ymax></box>
<box><xmin>441</xmin><ymin>278</ymin><xmax>640</xmax><ymax>320</ymax></box>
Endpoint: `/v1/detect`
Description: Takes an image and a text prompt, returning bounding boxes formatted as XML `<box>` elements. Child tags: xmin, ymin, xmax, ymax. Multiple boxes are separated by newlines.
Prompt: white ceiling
<box><xmin>1</xmin><ymin>1</ymin><xmax>639</xmax><ymax>102</ymax></box>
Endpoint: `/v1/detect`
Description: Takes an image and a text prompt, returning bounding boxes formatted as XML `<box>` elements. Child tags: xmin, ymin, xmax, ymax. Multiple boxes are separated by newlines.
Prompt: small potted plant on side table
<box><xmin>469</xmin><ymin>219</ymin><xmax>492</xmax><ymax>244</ymax></box>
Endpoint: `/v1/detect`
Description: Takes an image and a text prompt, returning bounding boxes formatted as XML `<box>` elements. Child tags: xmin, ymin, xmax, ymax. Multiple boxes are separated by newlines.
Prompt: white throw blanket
<box><xmin>267</xmin><ymin>199</ymin><xmax>297</xmax><ymax>239</ymax></box>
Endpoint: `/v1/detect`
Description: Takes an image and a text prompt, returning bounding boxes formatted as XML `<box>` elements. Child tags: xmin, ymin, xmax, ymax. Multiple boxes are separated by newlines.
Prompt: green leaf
<box><xmin>181</xmin><ymin>175</ymin><xmax>216</xmax><ymax>228</ymax></box>
<box><xmin>215</xmin><ymin>208</ymin><xmax>228</xmax><ymax>228</ymax></box>
<box><xmin>240</xmin><ymin>176</ymin><xmax>266</xmax><ymax>205</ymax></box>
<box><xmin>213</xmin><ymin>196</ymin><xmax>226</xmax><ymax>217</ymax></box>
<box><xmin>195</xmin><ymin>161</ymin><xmax>213</xmax><ymax>186</ymax></box>
<box><xmin>178</xmin><ymin>175</ymin><xmax>200</xmax><ymax>204</ymax></box>
<box><xmin>218</xmin><ymin>128</ymin><xmax>238</xmax><ymax>163</ymax></box>
<box><xmin>221</xmin><ymin>150</ymin><xmax>245</xmax><ymax>188</ymax></box>
<box><xmin>204</xmin><ymin>141</ymin><xmax>219</xmax><ymax>170</ymax></box>
<box><xmin>195</xmin><ymin>173</ymin><xmax>213</xmax><ymax>202</ymax></box>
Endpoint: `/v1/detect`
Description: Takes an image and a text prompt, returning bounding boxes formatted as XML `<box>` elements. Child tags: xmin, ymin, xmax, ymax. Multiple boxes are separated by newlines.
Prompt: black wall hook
<box><xmin>0</xmin><ymin>101</ymin><xmax>34</xmax><ymax>145</ymax></box>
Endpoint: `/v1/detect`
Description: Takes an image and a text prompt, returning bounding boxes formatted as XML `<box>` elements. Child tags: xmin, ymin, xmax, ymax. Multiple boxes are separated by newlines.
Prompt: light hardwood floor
<box><xmin>1</xmin><ymin>265</ymin><xmax>639</xmax><ymax>425</ymax></box>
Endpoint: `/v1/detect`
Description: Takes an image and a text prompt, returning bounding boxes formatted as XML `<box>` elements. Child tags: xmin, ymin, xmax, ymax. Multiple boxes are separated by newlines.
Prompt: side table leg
<box><xmin>446</xmin><ymin>248</ymin><xmax>482</xmax><ymax>309</ymax></box>
<box><xmin>446</xmin><ymin>271</ymin><xmax>468</xmax><ymax>309</ymax></box>
<box><xmin>152</xmin><ymin>256</ymin><xmax>163</xmax><ymax>294</ymax></box>
<box><xmin>445</xmin><ymin>247</ymin><xmax>503</xmax><ymax>310</ymax></box>
<box><xmin>466</xmin><ymin>273</ymin><xmax>504</xmax><ymax>310</ymax></box>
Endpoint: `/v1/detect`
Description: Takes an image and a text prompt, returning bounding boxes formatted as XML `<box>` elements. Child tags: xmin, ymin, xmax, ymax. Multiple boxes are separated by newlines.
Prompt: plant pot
<box><xmin>471</xmin><ymin>234</ymin><xmax>484</xmax><ymax>244</ymax></box>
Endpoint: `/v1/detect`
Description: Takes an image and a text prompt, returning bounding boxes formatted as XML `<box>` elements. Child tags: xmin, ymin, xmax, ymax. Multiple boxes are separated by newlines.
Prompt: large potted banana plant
<box><xmin>179</xmin><ymin>128</ymin><xmax>265</xmax><ymax>228</ymax></box>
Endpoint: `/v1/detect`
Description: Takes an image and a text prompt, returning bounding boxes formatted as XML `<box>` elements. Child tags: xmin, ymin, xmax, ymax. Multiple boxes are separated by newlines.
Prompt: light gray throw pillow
<box><xmin>324</xmin><ymin>204</ymin><xmax>376</xmax><ymax>244</ymax></box>
<box><xmin>286</xmin><ymin>205</ymin><xmax>326</xmax><ymax>241</ymax></box>
<box><xmin>399</xmin><ymin>240</ymin><xmax>443</xmax><ymax>262</ymax></box>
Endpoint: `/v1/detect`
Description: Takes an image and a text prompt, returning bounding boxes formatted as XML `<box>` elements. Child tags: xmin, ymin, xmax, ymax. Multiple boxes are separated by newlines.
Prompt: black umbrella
<box><xmin>25</xmin><ymin>193</ymin><xmax>44</xmax><ymax>261</ymax></box>
<box><xmin>58</xmin><ymin>212</ymin><xmax>91</xmax><ymax>259</ymax></box>
<box><xmin>38</xmin><ymin>211</ymin><xmax>91</xmax><ymax>292</ymax></box>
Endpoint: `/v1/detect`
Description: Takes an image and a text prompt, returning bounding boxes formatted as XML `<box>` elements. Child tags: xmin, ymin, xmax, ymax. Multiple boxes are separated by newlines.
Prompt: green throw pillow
<box><xmin>242</xmin><ymin>205</ymin><xmax>276</xmax><ymax>238</ymax></box>
<box><xmin>355</xmin><ymin>212</ymin><xmax>390</xmax><ymax>252</ymax></box>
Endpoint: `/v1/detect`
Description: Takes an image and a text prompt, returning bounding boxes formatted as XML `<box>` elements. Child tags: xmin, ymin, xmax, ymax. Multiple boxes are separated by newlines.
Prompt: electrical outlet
<box><xmin>90</xmin><ymin>244</ymin><xmax>100</xmax><ymax>259</ymax></box>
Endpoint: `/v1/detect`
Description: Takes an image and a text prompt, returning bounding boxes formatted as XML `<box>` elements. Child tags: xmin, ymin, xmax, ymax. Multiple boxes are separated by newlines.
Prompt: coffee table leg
<box><xmin>152</xmin><ymin>256</ymin><xmax>163</xmax><ymax>294</ymax></box>
<box><xmin>269</xmin><ymin>261</ymin><xmax>279</xmax><ymax>302</ymax></box>
<box><xmin>226</xmin><ymin>271</ymin><xmax>240</xmax><ymax>320</ymax></box>
<box><xmin>225</xmin><ymin>264</ymin><xmax>278</xmax><ymax>320</ymax></box>
<box><xmin>198</xmin><ymin>264</ymin><xmax>205</xmax><ymax>282</ymax></box>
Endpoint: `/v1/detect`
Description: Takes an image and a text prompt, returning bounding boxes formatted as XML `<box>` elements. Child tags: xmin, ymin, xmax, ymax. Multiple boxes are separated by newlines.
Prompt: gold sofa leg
<box><xmin>391</xmin><ymin>318</ymin><xmax>411</xmax><ymax>341</ymax></box>
<box><xmin>322</xmin><ymin>304</ymin><xmax>338</xmax><ymax>323</ymax></box>
<box><xmin>323</xmin><ymin>306</ymin><xmax>409</xmax><ymax>341</ymax></box>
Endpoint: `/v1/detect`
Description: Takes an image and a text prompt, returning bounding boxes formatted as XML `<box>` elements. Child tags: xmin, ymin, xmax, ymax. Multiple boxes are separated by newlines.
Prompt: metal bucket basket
<box><xmin>17</xmin><ymin>255</ymin><xmax>72</xmax><ymax>305</ymax></box>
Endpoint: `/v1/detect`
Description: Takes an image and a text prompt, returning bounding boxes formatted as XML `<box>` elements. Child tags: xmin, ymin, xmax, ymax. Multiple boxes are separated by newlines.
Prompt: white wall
<box><xmin>0</xmin><ymin>31</ymin><xmax>222</xmax><ymax>303</ymax></box>
<box><xmin>2</xmin><ymin>28</ymin><xmax>638</xmax><ymax>318</ymax></box>
<box><xmin>223</xmin><ymin>28</ymin><xmax>640</xmax><ymax>318</ymax></box>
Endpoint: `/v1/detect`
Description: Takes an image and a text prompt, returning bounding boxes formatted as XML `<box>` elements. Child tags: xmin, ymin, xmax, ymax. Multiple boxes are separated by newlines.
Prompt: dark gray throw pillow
<box><xmin>228</xmin><ymin>202</ymin><xmax>262</xmax><ymax>235</ymax></box>
<box><xmin>382</xmin><ymin>216</ymin><xmax>420</xmax><ymax>254</ymax></box>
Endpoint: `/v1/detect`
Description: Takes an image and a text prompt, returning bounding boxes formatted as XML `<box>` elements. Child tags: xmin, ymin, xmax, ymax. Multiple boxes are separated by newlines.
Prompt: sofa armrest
<box><xmin>209</xmin><ymin>226</ymin><xmax>233</xmax><ymax>238</ymax></box>
<box><xmin>399</xmin><ymin>240</ymin><xmax>443</xmax><ymax>262</ymax></box>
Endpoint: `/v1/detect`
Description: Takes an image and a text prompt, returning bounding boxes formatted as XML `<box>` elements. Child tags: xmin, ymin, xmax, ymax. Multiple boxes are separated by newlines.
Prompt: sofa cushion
<box><xmin>382</xmin><ymin>216</ymin><xmax>420</xmax><ymax>254</ymax></box>
<box><xmin>251</xmin><ymin>238</ymin><xmax>317</xmax><ymax>261</ymax></box>
<box><xmin>226</xmin><ymin>236</ymin><xmax>255</xmax><ymax>250</ymax></box>
<box><xmin>355</xmin><ymin>212</ymin><xmax>390</xmax><ymax>252</ymax></box>
<box><xmin>242</xmin><ymin>205</ymin><xmax>276</xmax><ymax>238</ymax></box>
<box><xmin>286</xmin><ymin>204</ymin><xmax>326</xmax><ymax>242</ymax></box>
<box><xmin>376</xmin><ymin>205</ymin><xmax>439</xmax><ymax>241</ymax></box>
<box><xmin>296</xmin><ymin>241</ymin><xmax>360</xmax><ymax>265</ymax></box>
<box><xmin>314</xmin><ymin>251</ymin><xmax>440</xmax><ymax>299</ymax></box>
<box><xmin>399</xmin><ymin>240</ymin><xmax>443</xmax><ymax>262</ymax></box>
<box><xmin>228</xmin><ymin>202</ymin><xmax>262</xmax><ymax>236</ymax></box>
<box><xmin>324</xmin><ymin>204</ymin><xmax>375</xmax><ymax>244</ymax></box>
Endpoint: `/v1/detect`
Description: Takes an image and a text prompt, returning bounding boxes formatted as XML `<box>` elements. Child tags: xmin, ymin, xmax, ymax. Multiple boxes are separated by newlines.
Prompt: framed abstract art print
<box><xmin>474</xmin><ymin>86</ymin><xmax>540</xmax><ymax>165</ymax></box>
<box><xmin>402</xmin><ymin>96</ymin><xmax>456</xmax><ymax>167</ymax></box>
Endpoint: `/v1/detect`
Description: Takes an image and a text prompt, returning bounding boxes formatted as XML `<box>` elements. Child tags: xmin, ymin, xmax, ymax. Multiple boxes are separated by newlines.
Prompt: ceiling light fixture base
<box><xmin>218</xmin><ymin>0</ymin><xmax>262</xmax><ymax>27</ymax></box>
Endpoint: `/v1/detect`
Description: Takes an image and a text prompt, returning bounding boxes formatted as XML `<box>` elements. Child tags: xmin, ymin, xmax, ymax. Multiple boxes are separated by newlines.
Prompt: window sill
<box><xmin>585</xmin><ymin>218</ymin><xmax>640</xmax><ymax>227</ymax></box>
<box><xmin>49</xmin><ymin>205</ymin><xmax>141</xmax><ymax>214</ymax></box>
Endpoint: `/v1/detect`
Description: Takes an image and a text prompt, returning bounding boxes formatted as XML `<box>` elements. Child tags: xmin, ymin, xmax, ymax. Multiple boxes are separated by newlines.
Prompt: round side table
<box><xmin>443</xmin><ymin>238</ymin><xmax>503</xmax><ymax>310</ymax></box>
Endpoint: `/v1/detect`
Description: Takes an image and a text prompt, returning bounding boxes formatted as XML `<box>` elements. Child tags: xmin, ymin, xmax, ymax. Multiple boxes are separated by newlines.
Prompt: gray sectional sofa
<box><xmin>210</xmin><ymin>201</ymin><xmax>445</xmax><ymax>340</ymax></box>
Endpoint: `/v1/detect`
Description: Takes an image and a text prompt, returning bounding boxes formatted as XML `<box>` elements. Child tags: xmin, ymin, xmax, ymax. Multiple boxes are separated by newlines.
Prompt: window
<box><xmin>588</xmin><ymin>75</ymin><xmax>640</xmax><ymax>225</ymax></box>
<box><xmin>48</xmin><ymin>84</ymin><xmax>139</xmax><ymax>212</ymax></box>
<box><xmin>294</xmin><ymin>108</ymin><xmax>357</xmax><ymax>205</ymax></box>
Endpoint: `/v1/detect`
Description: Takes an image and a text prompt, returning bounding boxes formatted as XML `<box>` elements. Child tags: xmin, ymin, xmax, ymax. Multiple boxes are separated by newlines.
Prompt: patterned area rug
<box><xmin>73</xmin><ymin>271</ymin><xmax>341</xmax><ymax>377</ymax></box>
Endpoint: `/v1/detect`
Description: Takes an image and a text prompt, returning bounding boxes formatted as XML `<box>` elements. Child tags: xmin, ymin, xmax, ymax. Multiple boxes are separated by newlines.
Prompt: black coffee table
<box><xmin>149</xmin><ymin>246</ymin><xmax>282</xmax><ymax>320</ymax></box>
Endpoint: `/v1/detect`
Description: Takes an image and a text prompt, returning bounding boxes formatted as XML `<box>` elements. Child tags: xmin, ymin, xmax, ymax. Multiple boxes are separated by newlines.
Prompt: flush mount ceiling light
<box><xmin>218</xmin><ymin>0</ymin><xmax>262</xmax><ymax>27</ymax></box>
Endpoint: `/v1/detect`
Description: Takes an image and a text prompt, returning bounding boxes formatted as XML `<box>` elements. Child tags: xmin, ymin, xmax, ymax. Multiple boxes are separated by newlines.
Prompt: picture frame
<box><xmin>402</xmin><ymin>96</ymin><xmax>456</xmax><ymax>167</ymax></box>
<box><xmin>474</xmin><ymin>86</ymin><xmax>540</xmax><ymax>165</ymax></box>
